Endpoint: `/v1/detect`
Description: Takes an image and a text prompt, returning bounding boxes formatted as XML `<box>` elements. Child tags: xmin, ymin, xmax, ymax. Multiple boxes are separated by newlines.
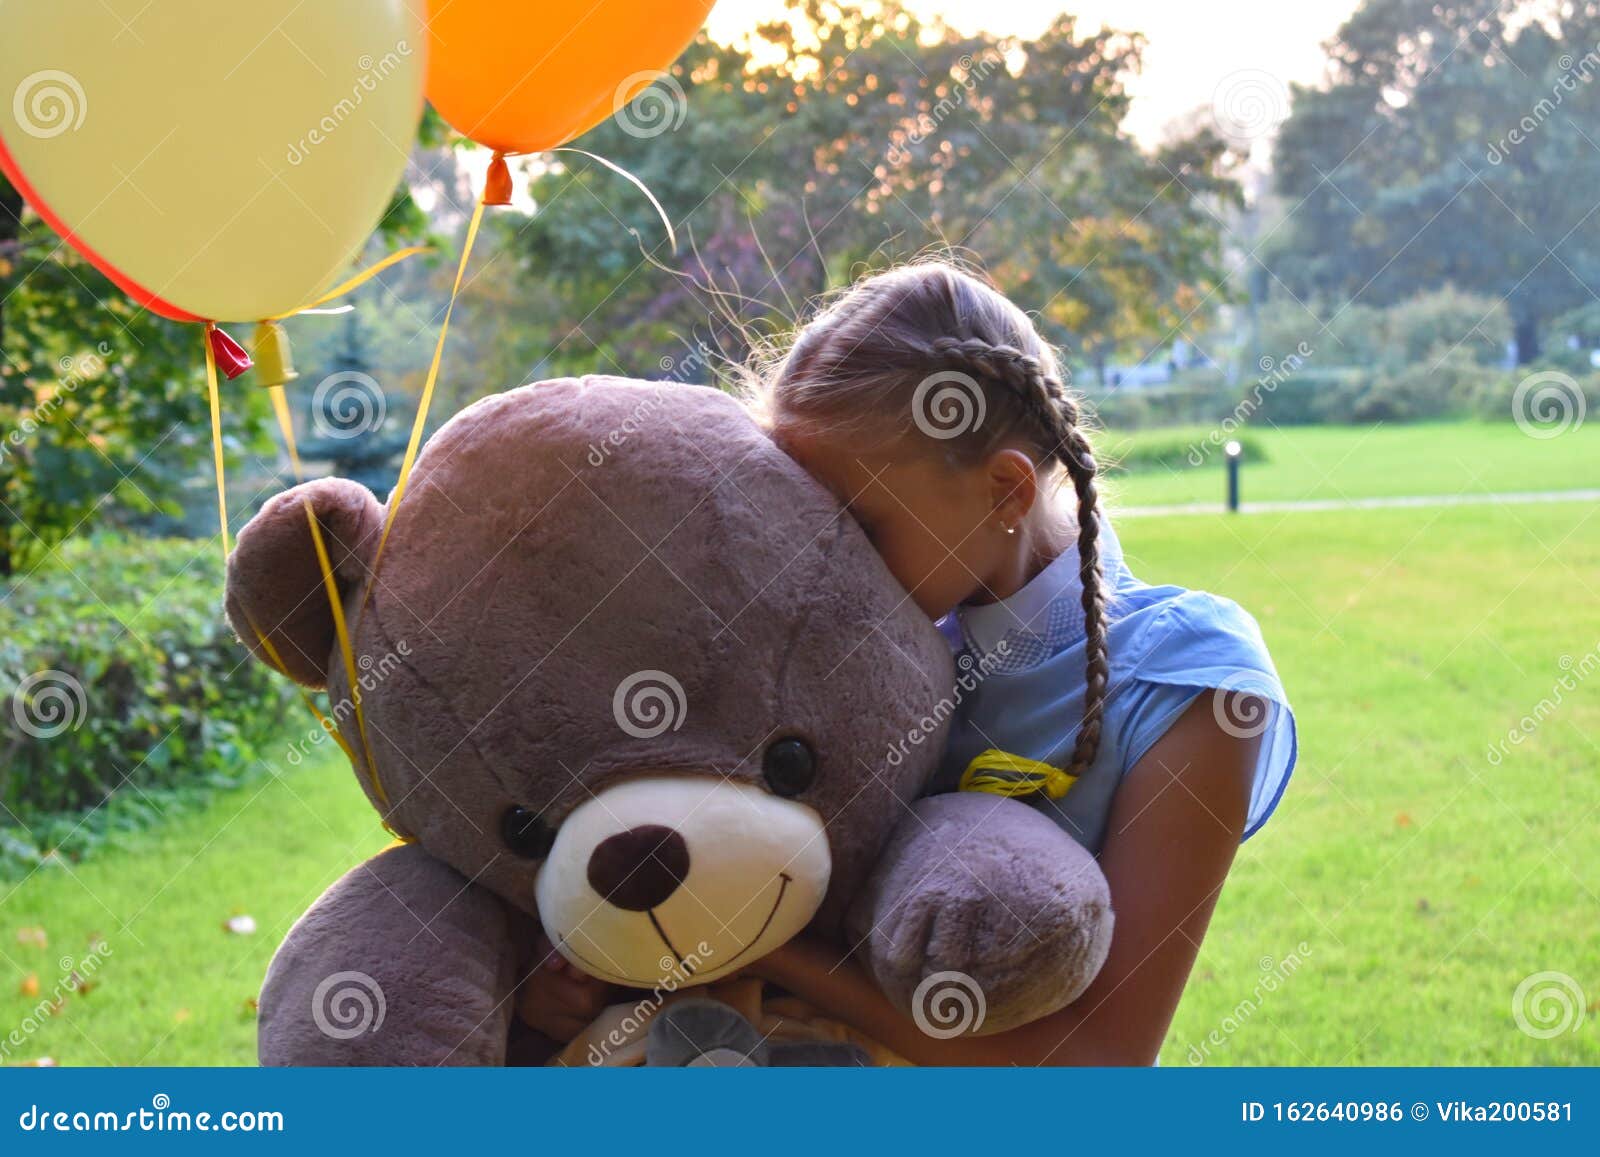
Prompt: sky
<box><xmin>707</xmin><ymin>0</ymin><xmax>1364</xmax><ymax>145</ymax></box>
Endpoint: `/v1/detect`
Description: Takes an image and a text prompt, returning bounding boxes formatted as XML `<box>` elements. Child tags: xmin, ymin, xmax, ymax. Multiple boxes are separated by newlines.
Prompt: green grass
<box><xmin>1100</xmin><ymin>421</ymin><xmax>1600</xmax><ymax>508</ymax></box>
<box><xmin>0</xmin><ymin>754</ymin><xmax>390</xmax><ymax>1066</ymax></box>
<box><xmin>3</xmin><ymin>423</ymin><xmax>1597</xmax><ymax>1065</ymax></box>
<box><xmin>1132</xmin><ymin>501</ymin><xmax>1600</xmax><ymax>1065</ymax></box>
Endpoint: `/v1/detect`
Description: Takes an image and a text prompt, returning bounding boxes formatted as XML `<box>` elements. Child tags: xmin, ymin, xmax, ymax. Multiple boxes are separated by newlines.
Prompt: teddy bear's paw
<box><xmin>646</xmin><ymin>999</ymin><xmax>768</xmax><ymax>1067</ymax></box>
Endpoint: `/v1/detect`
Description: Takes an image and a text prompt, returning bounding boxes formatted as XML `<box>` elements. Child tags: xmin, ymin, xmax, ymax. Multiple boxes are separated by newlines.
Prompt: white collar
<box><xmin>954</xmin><ymin>516</ymin><xmax>1127</xmax><ymax>665</ymax></box>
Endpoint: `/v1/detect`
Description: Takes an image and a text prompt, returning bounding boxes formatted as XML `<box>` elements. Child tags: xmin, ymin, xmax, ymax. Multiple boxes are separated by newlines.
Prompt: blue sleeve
<box><xmin>1115</xmin><ymin>591</ymin><xmax>1297</xmax><ymax>840</ymax></box>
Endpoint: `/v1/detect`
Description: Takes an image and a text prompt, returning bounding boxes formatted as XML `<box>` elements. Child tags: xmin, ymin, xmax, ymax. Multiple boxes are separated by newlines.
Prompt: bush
<box><xmin>1102</xmin><ymin>430</ymin><xmax>1268</xmax><ymax>474</ymax></box>
<box><xmin>0</xmin><ymin>536</ymin><xmax>296</xmax><ymax>869</ymax></box>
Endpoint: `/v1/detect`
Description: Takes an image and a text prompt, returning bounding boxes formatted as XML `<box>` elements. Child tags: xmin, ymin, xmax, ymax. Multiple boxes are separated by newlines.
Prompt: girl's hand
<box><xmin>517</xmin><ymin>935</ymin><xmax>617</xmax><ymax>1042</ymax></box>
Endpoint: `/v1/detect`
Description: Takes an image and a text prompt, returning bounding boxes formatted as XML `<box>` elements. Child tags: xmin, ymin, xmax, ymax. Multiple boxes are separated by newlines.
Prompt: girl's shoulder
<box><xmin>1107</xmin><ymin>582</ymin><xmax>1296</xmax><ymax>840</ymax></box>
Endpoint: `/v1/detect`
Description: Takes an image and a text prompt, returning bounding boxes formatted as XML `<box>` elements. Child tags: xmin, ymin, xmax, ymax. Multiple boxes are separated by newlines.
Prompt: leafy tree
<box><xmin>517</xmin><ymin>0</ymin><xmax>1238</xmax><ymax>383</ymax></box>
<box><xmin>1270</xmin><ymin>0</ymin><xmax>1600</xmax><ymax>363</ymax></box>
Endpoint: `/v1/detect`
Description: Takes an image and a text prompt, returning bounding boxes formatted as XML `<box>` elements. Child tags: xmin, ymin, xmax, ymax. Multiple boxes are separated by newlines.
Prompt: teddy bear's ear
<box><xmin>225</xmin><ymin>478</ymin><xmax>383</xmax><ymax>690</ymax></box>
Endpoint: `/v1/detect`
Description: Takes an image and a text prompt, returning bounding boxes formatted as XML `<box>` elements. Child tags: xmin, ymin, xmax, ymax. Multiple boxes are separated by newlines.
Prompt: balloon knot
<box><xmin>484</xmin><ymin>152</ymin><xmax>513</xmax><ymax>206</ymax></box>
<box><xmin>208</xmin><ymin>325</ymin><xmax>254</xmax><ymax>380</ymax></box>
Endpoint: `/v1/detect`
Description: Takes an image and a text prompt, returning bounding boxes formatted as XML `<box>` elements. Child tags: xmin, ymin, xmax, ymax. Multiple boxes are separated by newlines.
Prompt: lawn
<box><xmin>2</xmin><ymin>424</ymin><xmax>1597</xmax><ymax>1066</ymax></box>
<box><xmin>1099</xmin><ymin>421</ymin><xmax>1600</xmax><ymax>509</ymax></box>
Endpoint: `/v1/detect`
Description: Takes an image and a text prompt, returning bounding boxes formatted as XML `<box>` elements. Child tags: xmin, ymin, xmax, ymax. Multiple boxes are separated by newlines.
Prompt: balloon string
<box><xmin>268</xmin><ymin>384</ymin><xmax>303</xmax><ymax>480</ymax></box>
<box><xmin>269</xmin><ymin>245</ymin><xmax>431</xmax><ymax>320</ymax></box>
<box><xmin>361</xmin><ymin>193</ymin><xmax>488</xmax><ymax>613</ymax></box>
<box><xmin>204</xmin><ymin>323</ymin><xmax>230</xmax><ymax>558</ymax></box>
<box><xmin>550</xmin><ymin>147</ymin><xmax>678</xmax><ymax>253</ymax></box>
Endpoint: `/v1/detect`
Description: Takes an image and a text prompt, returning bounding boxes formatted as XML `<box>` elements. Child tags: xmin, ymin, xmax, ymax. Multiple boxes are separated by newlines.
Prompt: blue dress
<box><xmin>932</xmin><ymin>516</ymin><xmax>1297</xmax><ymax>855</ymax></box>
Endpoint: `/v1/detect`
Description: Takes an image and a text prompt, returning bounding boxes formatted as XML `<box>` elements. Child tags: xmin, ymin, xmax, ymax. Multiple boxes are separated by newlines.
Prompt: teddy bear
<box><xmin>225</xmin><ymin>376</ymin><xmax>1113</xmax><ymax>1065</ymax></box>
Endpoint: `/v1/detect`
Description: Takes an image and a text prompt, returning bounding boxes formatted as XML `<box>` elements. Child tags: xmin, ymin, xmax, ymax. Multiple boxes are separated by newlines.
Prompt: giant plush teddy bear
<box><xmin>226</xmin><ymin>377</ymin><xmax>1113</xmax><ymax>1065</ymax></box>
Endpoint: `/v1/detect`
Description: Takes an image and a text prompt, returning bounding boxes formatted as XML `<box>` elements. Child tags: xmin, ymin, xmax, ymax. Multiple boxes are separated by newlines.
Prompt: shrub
<box><xmin>0</xmin><ymin>535</ymin><xmax>296</xmax><ymax>869</ymax></box>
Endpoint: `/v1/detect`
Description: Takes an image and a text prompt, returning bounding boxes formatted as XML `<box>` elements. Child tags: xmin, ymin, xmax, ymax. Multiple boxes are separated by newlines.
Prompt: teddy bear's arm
<box><xmin>844</xmin><ymin>792</ymin><xmax>1114</xmax><ymax>1036</ymax></box>
<box><xmin>258</xmin><ymin>843</ymin><xmax>522</xmax><ymax>1066</ymax></box>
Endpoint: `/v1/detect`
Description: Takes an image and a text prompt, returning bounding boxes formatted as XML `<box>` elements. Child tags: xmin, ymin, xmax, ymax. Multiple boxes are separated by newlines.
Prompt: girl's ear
<box><xmin>225</xmin><ymin>478</ymin><xmax>383</xmax><ymax>690</ymax></box>
<box><xmin>985</xmin><ymin>447</ymin><xmax>1039</xmax><ymax>528</ymax></box>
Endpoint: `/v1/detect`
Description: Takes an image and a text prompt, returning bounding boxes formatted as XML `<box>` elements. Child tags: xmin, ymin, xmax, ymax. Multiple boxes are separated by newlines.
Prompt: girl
<box><xmin>736</xmin><ymin>260</ymin><xmax>1297</xmax><ymax>1065</ymax></box>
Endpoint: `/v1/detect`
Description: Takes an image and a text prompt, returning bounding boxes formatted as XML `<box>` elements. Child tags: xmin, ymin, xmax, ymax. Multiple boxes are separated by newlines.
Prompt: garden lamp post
<box><xmin>1226</xmin><ymin>440</ymin><xmax>1242</xmax><ymax>513</ymax></box>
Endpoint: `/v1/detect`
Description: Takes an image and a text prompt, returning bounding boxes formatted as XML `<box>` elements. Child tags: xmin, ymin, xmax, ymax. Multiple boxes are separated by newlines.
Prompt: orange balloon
<box><xmin>425</xmin><ymin>0</ymin><xmax>716</xmax><ymax>155</ymax></box>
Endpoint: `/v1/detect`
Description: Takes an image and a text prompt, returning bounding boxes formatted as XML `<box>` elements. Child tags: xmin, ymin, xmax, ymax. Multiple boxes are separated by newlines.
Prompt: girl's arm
<box><xmin>751</xmin><ymin>694</ymin><xmax>1262</xmax><ymax>1065</ymax></box>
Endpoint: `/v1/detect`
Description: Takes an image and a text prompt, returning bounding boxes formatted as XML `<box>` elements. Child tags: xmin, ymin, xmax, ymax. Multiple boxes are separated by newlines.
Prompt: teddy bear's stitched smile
<box><xmin>556</xmin><ymin>870</ymin><xmax>794</xmax><ymax>987</ymax></box>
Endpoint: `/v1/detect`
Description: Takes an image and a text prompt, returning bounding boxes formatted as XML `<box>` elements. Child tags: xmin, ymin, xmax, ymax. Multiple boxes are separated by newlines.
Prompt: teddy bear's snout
<box><xmin>534</xmin><ymin>775</ymin><xmax>832</xmax><ymax>989</ymax></box>
<box><xmin>586</xmin><ymin>824</ymin><xmax>690</xmax><ymax>912</ymax></box>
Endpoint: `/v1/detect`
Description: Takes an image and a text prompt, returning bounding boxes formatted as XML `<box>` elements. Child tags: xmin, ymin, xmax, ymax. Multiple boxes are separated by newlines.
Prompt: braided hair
<box><xmin>758</xmin><ymin>261</ymin><xmax>1110</xmax><ymax>775</ymax></box>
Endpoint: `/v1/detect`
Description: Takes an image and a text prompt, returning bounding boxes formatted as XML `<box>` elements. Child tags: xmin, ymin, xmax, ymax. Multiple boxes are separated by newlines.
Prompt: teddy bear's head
<box><xmin>227</xmin><ymin>377</ymin><xmax>953</xmax><ymax>989</ymax></box>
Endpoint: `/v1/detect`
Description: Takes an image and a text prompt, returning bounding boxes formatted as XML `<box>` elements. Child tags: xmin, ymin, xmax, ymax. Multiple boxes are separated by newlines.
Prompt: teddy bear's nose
<box><xmin>586</xmin><ymin>824</ymin><xmax>691</xmax><ymax>911</ymax></box>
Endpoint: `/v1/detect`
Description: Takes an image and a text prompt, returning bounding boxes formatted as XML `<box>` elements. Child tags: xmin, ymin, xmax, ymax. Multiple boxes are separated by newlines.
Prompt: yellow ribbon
<box><xmin>301</xmin><ymin>497</ymin><xmax>405</xmax><ymax>841</ymax></box>
<box><xmin>958</xmin><ymin>749</ymin><xmax>1079</xmax><ymax>801</ymax></box>
<box><xmin>363</xmin><ymin>196</ymin><xmax>489</xmax><ymax>608</ymax></box>
<box><xmin>203</xmin><ymin>324</ymin><xmax>230</xmax><ymax>557</ymax></box>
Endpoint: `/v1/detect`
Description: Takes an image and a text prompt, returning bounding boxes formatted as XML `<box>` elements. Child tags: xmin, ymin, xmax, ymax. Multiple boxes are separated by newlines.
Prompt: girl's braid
<box><xmin>929</xmin><ymin>335</ymin><xmax>1110</xmax><ymax>776</ymax></box>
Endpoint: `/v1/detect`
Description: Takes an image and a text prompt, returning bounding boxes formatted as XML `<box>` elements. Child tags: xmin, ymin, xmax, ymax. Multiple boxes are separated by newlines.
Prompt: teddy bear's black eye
<box><xmin>501</xmin><ymin>806</ymin><xmax>556</xmax><ymax>859</ymax></box>
<box><xmin>762</xmin><ymin>738</ymin><xmax>817</xmax><ymax>798</ymax></box>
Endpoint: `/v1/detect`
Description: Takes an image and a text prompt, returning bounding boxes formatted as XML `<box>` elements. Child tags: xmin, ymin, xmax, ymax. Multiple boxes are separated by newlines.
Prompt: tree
<box><xmin>1270</xmin><ymin>0</ymin><xmax>1600</xmax><ymax>363</ymax></box>
<box><xmin>515</xmin><ymin>0</ymin><xmax>1238</xmax><ymax>383</ymax></box>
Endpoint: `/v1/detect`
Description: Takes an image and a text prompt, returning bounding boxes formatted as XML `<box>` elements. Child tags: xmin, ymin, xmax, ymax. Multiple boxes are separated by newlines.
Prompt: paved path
<box><xmin>1116</xmin><ymin>488</ymin><xmax>1600</xmax><ymax>518</ymax></box>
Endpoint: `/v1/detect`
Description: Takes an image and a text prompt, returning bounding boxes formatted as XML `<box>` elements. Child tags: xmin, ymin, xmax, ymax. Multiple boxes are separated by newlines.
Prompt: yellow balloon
<box><xmin>0</xmin><ymin>1</ymin><xmax>426</xmax><ymax>322</ymax></box>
